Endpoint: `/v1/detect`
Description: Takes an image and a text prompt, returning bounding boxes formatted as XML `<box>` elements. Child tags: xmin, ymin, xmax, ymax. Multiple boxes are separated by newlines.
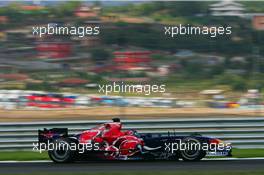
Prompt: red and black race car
<box><xmin>38</xmin><ymin>118</ymin><xmax>232</xmax><ymax>163</ymax></box>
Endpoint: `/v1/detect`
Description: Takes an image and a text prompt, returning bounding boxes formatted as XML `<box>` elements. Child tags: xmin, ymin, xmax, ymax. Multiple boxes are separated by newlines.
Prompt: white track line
<box><xmin>0</xmin><ymin>157</ymin><xmax>264</xmax><ymax>163</ymax></box>
<box><xmin>203</xmin><ymin>157</ymin><xmax>264</xmax><ymax>161</ymax></box>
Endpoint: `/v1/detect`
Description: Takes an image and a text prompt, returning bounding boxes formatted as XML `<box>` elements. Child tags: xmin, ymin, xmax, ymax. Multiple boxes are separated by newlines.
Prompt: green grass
<box><xmin>232</xmin><ymin>148</ymin><xmax>264</xmax><ymax>158</ymax></box>
<box><xmin>0</xmin><ymin>149</ymin><xmax>263</xmax><ymax>161</ymax></box>
<box><xmin>0</xmin><ymin>151</ymin><xmax>49</xmax><ymax>161</ymax></box>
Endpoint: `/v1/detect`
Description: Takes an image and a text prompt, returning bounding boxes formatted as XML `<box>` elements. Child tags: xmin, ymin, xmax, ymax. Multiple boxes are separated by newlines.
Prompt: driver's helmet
<box><xmin>112</xmin><ymin>118</ymin><xmax>120</xmax><ymax>123</ymax></box>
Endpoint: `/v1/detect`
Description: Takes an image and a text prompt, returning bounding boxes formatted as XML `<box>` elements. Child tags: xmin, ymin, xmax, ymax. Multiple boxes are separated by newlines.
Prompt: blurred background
<box><xmin>0</xmin><ymin>2</ymin><xmax>264</xmax><ymax>171</ymax></box>
<box><xmin>0</xmin><ymin>0</ymin><xmax>263</xmax><ymax>121</ymax></box>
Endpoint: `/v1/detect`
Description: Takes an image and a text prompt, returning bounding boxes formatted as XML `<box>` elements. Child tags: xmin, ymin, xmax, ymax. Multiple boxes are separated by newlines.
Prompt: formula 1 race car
<box><xmin>38</xmin><ymin>118</ymin><xmax>232</xmax><ymax>163</ymax></box>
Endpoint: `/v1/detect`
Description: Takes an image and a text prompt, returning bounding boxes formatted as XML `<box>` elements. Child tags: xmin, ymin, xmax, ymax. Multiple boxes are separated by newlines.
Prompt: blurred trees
<box><xmin>163</xmin><ymin>2</ymin><xmax>210</xmax><ymax>16</ymax></box>
<box><xmin>90</xmin><ymin>48</ymin><xmax>113</xmax><ymax>62</ymax></box>
<box><xmin>0</xmin><ymin>3</ymin><xmax>23</xmax><ymax>22</ymax></box>
<box><xmin>48</xmin><ymin>1</ymin><xmax>81</xmax><ymax>18</ymax></box>
<box><xmin>214</xmin><ymin>73</ymin><xmax>247</xmax><ymax>91</ymax></box>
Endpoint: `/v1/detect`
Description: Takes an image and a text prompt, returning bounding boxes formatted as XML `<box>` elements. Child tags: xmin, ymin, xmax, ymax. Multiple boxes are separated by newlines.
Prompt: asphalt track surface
<box><xmin>0</xmin><ymin>159</ymin><xmax>264</xmax><ymax>174</ymax></box>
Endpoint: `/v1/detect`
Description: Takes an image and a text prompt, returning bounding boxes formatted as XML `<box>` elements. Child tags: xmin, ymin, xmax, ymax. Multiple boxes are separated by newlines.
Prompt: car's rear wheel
<box><xmin>48</xmin><ymin>138</ymin><xmax>76</xmax><ymax>163</ymax></box>
<box><xmin>180</xmin><ymin>137</ymin><xmax>206</xmax><ymax>161</ymax></box>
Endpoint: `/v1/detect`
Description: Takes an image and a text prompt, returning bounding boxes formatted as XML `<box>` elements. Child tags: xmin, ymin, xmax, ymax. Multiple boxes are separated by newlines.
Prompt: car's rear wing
<box><xmin>38</xmin><ymin>128</ymin><xmax>68</xmax><ymax>144</ymax></box>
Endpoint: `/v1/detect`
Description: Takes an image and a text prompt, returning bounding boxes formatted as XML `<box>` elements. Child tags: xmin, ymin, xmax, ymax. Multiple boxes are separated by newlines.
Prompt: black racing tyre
<box><xmin>48</xmin><ymin>138</ymin><xmax>76</xmax><ymax>163</ymax></box>
<box><xmin>180</xmin><ymin>137</ymin><xmax>206</xmax><ymax>161</ymax></box>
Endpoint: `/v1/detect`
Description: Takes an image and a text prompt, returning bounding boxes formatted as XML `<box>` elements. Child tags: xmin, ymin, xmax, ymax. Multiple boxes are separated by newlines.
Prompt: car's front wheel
<box><xmin>48</xmin><ymin>138</ymin><xmax>76</xmax><ymax>163</ymax></box>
